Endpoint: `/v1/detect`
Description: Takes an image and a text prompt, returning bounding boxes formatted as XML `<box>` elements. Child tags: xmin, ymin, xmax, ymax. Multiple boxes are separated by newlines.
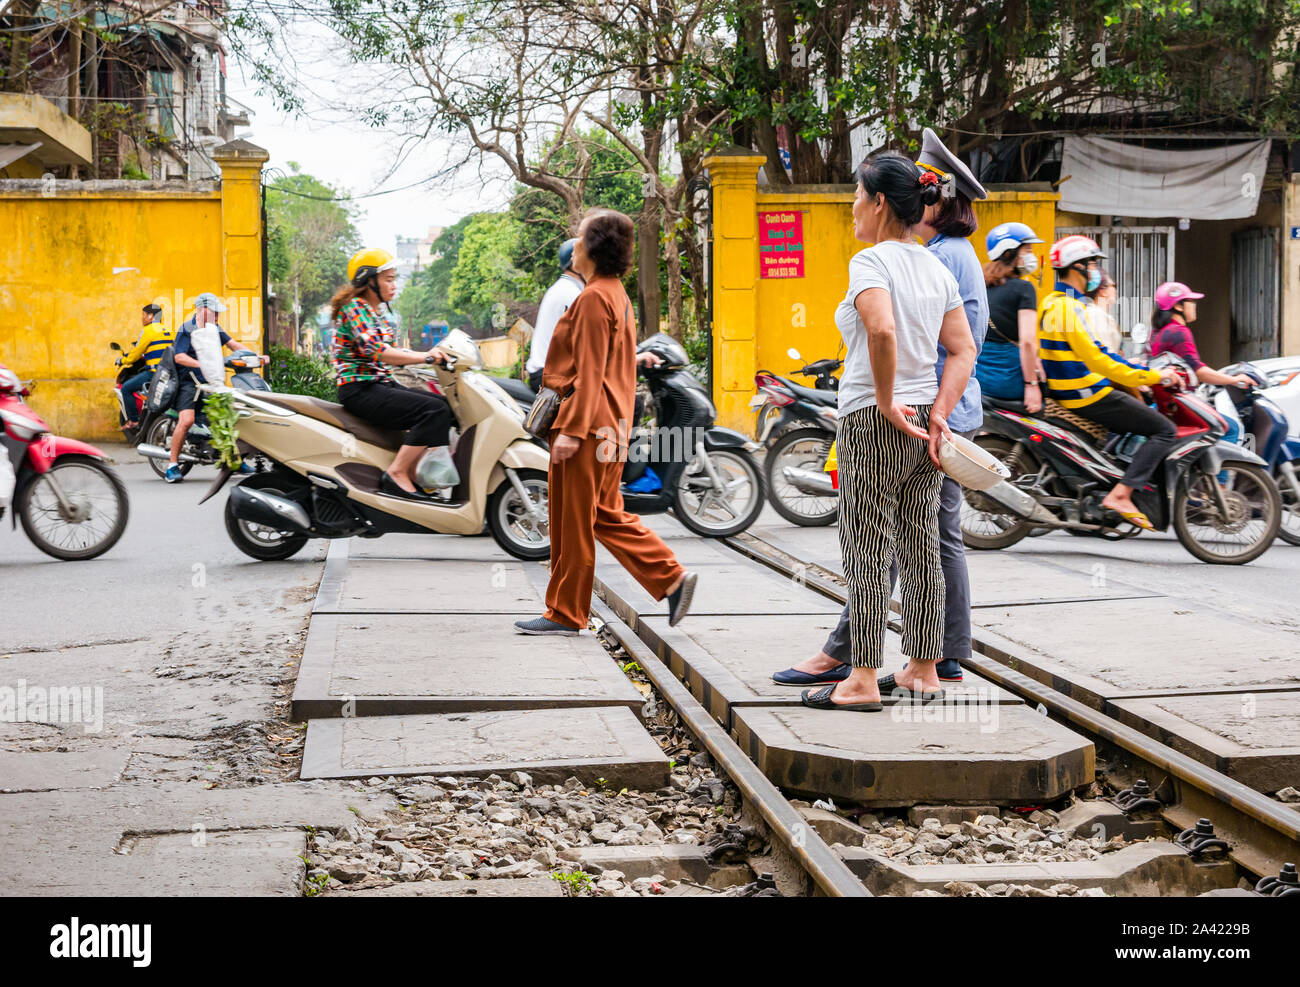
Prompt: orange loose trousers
<box><xmin>543</xmin><ymin>436</ymin><xmax>684</xmax><ymax>630</ymax></box>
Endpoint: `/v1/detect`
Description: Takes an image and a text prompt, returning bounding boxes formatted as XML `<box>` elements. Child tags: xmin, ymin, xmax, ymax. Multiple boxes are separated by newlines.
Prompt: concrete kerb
<box><xmin>837</xmin><ymin>841</ymin><xmax>1237</xmax><ymax>896</ymax></box>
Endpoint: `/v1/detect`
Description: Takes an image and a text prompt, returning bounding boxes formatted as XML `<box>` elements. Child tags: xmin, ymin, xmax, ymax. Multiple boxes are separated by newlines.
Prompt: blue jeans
<box><xmin>121</xmin><ymin>369</ymin><xmax>152</xmax><ymax>422</ymax></box>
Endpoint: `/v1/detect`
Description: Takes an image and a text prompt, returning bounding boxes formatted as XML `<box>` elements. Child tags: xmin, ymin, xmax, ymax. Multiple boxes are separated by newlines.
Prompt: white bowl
<box><xmin>939</xmin><ymin>433</ymin><xmax>1010</xmax><ymax>491</ymax></box>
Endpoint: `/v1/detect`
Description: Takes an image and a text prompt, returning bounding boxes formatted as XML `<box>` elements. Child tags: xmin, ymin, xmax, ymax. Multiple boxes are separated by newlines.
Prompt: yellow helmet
<box><xmin>347</xmin><ymin>247</ymin><xmax>397</xmax><ymax>288</ymax></box>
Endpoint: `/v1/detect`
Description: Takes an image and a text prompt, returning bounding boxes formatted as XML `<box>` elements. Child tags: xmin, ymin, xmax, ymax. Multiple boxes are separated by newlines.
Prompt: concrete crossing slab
<box><xmin>346</xmin><ymin>533</ymin><xmax>528</xmax><ymax>562</ymax></box>
<box><xmin>291</xmin><ymin>612</ymin><xmax>644</xmax><ymax>719</ymax></box>
<box><xmin>1109</xmin><ymin>692</ymin><xmax>1300</xmax><ymax>793</ymax></box>
<box><xmin>315</xmin><ymin>557</ymin><xmax>550</xmax><ymax>614</ymax></box>
<box><xmin>628</xmin><ymin>615</ymin><xmax>1020</xmax><ymax>726</ymax></box>
<box><xmin>732</xmin><ymin>705</ymin><xmax>1094</xmax><ymax>806</ymax></box>
<box><xmin>973</xmin><ymin>597</ymin><xmax>1300</xmax><ymax>708</ymax></box>
<box><xmin>748</xmin><ymin>524</ymin><xmax>1162</xmax><ymax>608</ymax></box>
<box><xmin>301</xmin><ymin>706</ymin><xmax>669</xmax><ymax>790</ymax></box>
<box><xmin>594</xmin><ymin>559</ymin><xmax>843</xmax><ymax>620</ymax></box>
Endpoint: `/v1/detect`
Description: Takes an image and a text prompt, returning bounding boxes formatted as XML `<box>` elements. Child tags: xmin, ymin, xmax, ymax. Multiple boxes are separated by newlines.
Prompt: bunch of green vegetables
<box><xmin>205</xmin><ymin>391</ymin><xmax>243</xmax><ymax>469</ymax></box>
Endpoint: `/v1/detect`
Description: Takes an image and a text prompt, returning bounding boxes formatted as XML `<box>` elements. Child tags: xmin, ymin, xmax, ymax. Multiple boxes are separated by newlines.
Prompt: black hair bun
<box><xmin>919</xmin><ymin>184</ymin><xmax>943</xmax><ymax>207</ymax></box>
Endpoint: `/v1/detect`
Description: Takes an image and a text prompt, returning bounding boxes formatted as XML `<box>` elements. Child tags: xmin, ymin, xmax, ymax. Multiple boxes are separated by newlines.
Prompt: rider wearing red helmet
<box><xmin>1038</xmin><ymin>235</ymin><xmax>1180</xmax><ymax>530</ymax></box>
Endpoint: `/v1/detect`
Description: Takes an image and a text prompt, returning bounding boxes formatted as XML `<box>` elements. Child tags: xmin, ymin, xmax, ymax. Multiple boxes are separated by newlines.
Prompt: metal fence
<box><xmin>1055</xmin><ymin>226</ymin><xmax>1175</xmax><ymax>336</ymax></box>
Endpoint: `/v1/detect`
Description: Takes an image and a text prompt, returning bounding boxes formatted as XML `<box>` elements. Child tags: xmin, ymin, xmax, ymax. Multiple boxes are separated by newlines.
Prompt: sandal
<box><xmin>772</xmin><ymin>662</ymin><xmax>850</xmax><ymax>686</ymax></box>
<box><xmin>800</xmin><ymin>683</ymin><xmax>882</xmax><ymax>713</ymax></box>
<box><xmin>1111</xmin><ymin>508</ymin><xmax>1155</xmax><ymax>531</ymax></box>
<box><xmin>877</xmin><ymin>673</ymin><xmax>945</xmax><ymax>702</ymax></box>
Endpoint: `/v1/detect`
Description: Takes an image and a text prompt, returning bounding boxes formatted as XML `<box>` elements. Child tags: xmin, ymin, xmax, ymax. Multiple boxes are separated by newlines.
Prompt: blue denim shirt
<box><xmin>926</xmin><ymin>234</ymin><xmax>988</xmax><ymax>432</ymax></box>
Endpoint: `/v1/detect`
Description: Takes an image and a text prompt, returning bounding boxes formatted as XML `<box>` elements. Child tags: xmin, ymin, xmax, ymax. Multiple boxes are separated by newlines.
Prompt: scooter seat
<box><xmin>984</xmin><ymin>396</ymin><xmax>1027</xmax><ymax>413</ymax></box>
<box><xmin>257</xmin><ymin>393</ymin><xmax>407</xmax><ymax>451</ymax></box>
<box><xmin>494</xmin><ymin>377</ymin><xmax>538</xmax><ymax>405</ymax></box>
<box><xmin>784</xmin><ymin>379</ymin><xmax>838</xmax><ymax>405</ymax></box>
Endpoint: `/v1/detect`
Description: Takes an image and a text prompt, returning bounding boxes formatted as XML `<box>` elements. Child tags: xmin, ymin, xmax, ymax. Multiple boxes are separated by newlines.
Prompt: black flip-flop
<box><xmin>800</xmin><ymin>683</ymin><xmax>882</xmax><ymax>713</ymax></box>
<box><xmin>877</xmin><ymin>673</ymin><xmax>944</xmax><ymax>702</ymax></box>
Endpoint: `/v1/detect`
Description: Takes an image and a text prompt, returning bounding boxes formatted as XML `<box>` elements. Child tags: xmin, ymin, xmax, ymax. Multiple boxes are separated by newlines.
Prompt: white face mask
<box><xmin>1018</xmin><ymin>252</ymin><xmax>1038</xmax><ymax>273</ymax></box>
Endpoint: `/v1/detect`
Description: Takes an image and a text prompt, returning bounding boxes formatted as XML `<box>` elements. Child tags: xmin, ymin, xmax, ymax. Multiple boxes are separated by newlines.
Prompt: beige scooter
<box><xmin>197</xmin><ymin>329</ymin><xmax>550</xmax><ymax>561</ymax></box>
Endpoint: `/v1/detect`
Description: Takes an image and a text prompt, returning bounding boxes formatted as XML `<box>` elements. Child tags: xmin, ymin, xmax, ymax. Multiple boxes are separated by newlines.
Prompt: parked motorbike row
<box><xmin>750</xmin><ymin>349</ymin><xmax>1300</xmax><ymax>565</ymax></box>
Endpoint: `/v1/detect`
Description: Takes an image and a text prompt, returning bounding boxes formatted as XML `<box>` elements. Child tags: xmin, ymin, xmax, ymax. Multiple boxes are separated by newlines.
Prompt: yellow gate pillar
<box><xmin>212</xmin><ymin>139</ymin><xmax>269</xmax><ymax>349</ymax></box>
<box><xmin>705</xmin><ymin>149</ymin><xmax>767</xmax><ymax>435</ymax></box>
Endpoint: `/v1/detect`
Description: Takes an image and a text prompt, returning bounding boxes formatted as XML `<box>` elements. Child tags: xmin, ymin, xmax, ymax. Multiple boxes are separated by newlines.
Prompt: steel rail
<box><xmin>590</xmin><ymin>598</ymin><xmax>871</xmax><ymax>897</ymax></box>
<box><xmin>723</xmin><ymin>533</ymin><xmax>1300</xmax><ymax>879</ymax></box>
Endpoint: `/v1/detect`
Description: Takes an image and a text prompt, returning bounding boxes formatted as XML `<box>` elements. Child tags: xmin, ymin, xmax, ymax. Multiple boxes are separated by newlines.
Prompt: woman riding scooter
<box><xmin>1148</xmin><ymin>281</ymin><xmax>1255</xmax><ymax>390</ymax></box>
<box><xmin>1039</xmin><ymin>235</ymin><xmax>1181</xmax><ymax>530</ymax></box>
<box><xmin>331</xmin><ymin>248</ymin><xmax>454</xmax><ymax>500</ymax></box>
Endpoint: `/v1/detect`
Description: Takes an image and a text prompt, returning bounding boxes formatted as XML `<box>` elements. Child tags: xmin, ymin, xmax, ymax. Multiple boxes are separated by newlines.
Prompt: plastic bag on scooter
<box><xmin>415</xmin><ymin>446</ymin><xmax>460</xmax><ymax>491</ymax></box>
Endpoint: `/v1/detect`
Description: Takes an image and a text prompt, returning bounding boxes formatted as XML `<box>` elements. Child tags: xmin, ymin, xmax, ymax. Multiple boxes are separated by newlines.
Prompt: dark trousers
<box><xmin>528</xmin><ymin>368</ymin><xmax>544</xmax><ymax>393</ymax></box>
<box><xmin>338</xmin><ymin>379</ymin><xmax>452</xmax><ymax>447</ymax></box>
<box><xmin>121</xmin><ymin>369</ymin><xmax>152</xmax><ymax>421</ymax></box>
<box><xmin>824</xmin><ymin>431</ymin><xmax>973</xmax><ymax>671</ymax></box>
<box><xmin>1076</xmin><ymin>390</ymin><xmax>1176</xmax><ymax>488</ymax></box>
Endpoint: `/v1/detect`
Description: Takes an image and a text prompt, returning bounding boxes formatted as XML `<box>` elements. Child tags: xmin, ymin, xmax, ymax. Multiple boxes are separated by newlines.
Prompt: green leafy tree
<box><xmin>509</xmin><ymin>130</ymin><xmax>643</xmax><ymax>288</ymax></box>
<box><xmin>266</xmin><ymin>164</ymin><xmax>361</xmax><ymax>340</ymax></box>
<box><xmin>448</xmin><ymin>213</ymin><xmax>538</xmax><ymax>331</ymax></box>
<box><xmin>395</xmin><ymin>215</ymin><xmax>476</xmax><ymax>330</ymax></box>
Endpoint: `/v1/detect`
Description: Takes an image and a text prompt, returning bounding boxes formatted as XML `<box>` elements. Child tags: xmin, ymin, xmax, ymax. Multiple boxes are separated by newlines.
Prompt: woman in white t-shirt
<box><xmin>801</xmin><ymin>151</ymin><xmax>977</xmax><ymax>713</ymax></box>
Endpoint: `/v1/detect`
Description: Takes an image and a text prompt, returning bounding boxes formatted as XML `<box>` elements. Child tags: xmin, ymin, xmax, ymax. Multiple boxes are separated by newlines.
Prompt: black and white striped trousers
<box><xmin>836</xmin><ymin>404</ymin><xmax>945</xmax><ymax>669</ymax></box>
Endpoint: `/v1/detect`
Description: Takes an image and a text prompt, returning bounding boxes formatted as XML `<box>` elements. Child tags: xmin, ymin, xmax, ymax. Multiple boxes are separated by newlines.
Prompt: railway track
<box><xmin>715</xmin><ymin>530</ymin><xmax>1300</xmax><ymax>892</ymax></box>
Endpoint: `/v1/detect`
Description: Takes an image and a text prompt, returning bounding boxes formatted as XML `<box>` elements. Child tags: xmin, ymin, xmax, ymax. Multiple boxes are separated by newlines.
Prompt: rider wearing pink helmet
<box><xmin>1149</xmin><ymin>282</ymin><xmax>1254</xmax><ymax>389</ymax></box>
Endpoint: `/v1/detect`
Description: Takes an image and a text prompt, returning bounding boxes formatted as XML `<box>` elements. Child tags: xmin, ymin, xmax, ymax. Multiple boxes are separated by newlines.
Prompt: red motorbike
<box><xmin>0</xmin><ymin>363</ymin><xmax>129</xmax><ymax>560</ymax></box>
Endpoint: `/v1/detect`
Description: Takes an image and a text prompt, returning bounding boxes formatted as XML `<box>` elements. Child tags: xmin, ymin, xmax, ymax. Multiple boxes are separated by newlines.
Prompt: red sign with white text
<box><xmin>759</xmin><ymin>211</ymin><xmax>805</xmax><ymax>279</ymax></box>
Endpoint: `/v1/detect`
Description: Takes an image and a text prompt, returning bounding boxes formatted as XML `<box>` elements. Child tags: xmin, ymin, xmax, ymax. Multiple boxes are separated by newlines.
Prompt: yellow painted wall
<box><xmin>705</xmin><ymin>152</ymin><xmax>1059</xmax><ymax>434</ymax></box>
<box><xmin>0</xmin><ymin>143</ymin><xmax>268</xmax><ymax>440</ymax></box>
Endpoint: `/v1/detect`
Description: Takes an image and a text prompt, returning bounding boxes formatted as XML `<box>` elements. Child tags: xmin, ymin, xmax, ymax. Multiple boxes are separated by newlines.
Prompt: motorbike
<box><xmin>198</xmin><ymin>329</ymin><xmax>552</xmax><ymax>561</ymax></box>
<box><xmin>493</xmin><ymin>375</ymin><xmax>540</xmax><ymax>418</ymax></box>
<box><xmin>129</xmin><ymin>349</ymin><xmax>272</xmax><ymax>480</ymax></box>
<box><xmin>1</xmin><ymin>363</ymin><xmax>129</xmax><ymax>560</ymax></box>
<box><xmin>1203</xmin><ymin>364</ymin><xmax>1300</xmax><ymax>546</ymax></box>
<box><xmin>618</xmin><ymin>333</ymin><xmax>765</xmax><ymax>537</ymax></box>
<box><xmin>110</xmin><ymin>346</ymin><xmax>152</xmax><ymax>444</ymax></box>
<box><xmin>959</xmin><ymin>353</ymin><xmax>1281</xmax><ymax>565</ymax></box>
<box><xmin>751</xmin><ymin>347</ymin><xmax>841</xmax><ymax>526</ymax></box>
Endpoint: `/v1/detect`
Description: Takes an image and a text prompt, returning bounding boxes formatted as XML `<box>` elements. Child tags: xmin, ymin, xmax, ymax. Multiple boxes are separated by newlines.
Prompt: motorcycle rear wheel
<box><xmin>145</xmin><ymin>416</ymin><xmax>194</xmax><ymax>480</ymax></box>
<box><xmin>224</xmin><ymin>474</ymin><xmax>310</xmax><ymax>561</ymax></box>
<box><xmin>959</xmin><ymin>436</ymin><xmax>1036</xmax><ymax>550</ymax></box>
<box><xmin>1172</xmin><ymin>462</ymin><xmax>1281</xmax><ymax>564</ymax></box>
<box><xmin>764</xmin><ymin>427</ymin><xmax>838</xmax><ymax>527</ymax></box>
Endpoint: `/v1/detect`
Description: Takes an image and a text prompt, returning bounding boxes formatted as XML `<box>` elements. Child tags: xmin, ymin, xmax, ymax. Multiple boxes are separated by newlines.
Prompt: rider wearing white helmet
<box><xmin>1039</xmin><ymin>235</ymin><xmax>1180</xmax><ymax>530</ymax></box>
<box><xmin>979</xmin><ymin>221</ymin><xmax>1044</xmax><ymax>410</ymax></box>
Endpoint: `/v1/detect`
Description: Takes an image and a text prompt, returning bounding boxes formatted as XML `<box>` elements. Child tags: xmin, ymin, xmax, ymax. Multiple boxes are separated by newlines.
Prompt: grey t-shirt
<box><xmin>834</xmin><ymin>240</ymin><xmax>963</xmax><ymax>417</ymax></box>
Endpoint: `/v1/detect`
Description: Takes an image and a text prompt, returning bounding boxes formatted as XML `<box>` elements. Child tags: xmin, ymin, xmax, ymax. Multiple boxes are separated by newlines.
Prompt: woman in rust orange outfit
<box><xmin>515</xmin><ymin>209</ymin><xmax>697</xmax><ymax>636</ymax></box>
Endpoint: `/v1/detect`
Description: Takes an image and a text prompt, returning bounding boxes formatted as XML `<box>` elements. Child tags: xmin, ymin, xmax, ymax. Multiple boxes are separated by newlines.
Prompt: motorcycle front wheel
<box><xmin>959</xmin><ymin>435</ymin><xmax>1036</xmax><ymax>550</ymax></box>
<box><xmin>1276</xmin><ymin>459</ymin><xmax>1300</xmax><ymax>547</ymax></box>
<box><xmin>673</xmin><ymin>448</ymin><xmax>765</xmax><ymax>538</ymax></box>
<box><xmin>1172</xmin><ymin>462</ymin><xmax>1281</xmax><ymax>564</ymax></box>
<box><xmin>764</xmin><ymin>427</ymin><xmax>838</xmax><ymax>527</ymax></box>
<box><xmin>17</xmin><ymin>455</ymin><xmax>129</xmax><ymax>561</ymax></box>
<box><xmin>487</xmin><ymin>468</ymin><xmax>550</xmax><ymax>561</ymax></box>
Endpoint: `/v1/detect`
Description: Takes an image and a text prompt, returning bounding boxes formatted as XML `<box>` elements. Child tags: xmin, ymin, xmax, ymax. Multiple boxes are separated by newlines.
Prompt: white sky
<box><xmin>224</xmin><ymin>27</ymin><xmax>515</xmax><ymax>252</ymax></box>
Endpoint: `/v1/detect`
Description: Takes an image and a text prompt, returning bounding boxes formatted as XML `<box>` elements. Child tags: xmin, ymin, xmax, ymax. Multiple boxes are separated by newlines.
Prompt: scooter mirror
<box><xmin>787</xmin><ymin>348</ymin><xmax>802</xmax><ymax>361</ymax></box>
<box><xmin>109</xmin><ymin>342</ymin><xmax>121</xmax><ymax>351</ymax></box>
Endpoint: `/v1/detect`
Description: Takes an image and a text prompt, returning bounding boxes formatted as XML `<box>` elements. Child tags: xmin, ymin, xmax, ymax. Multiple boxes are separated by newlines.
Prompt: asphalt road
<box><xmin>1</xmin><ymin>445</ymin><xmax>327</xmax><ymax>779</ymax></box>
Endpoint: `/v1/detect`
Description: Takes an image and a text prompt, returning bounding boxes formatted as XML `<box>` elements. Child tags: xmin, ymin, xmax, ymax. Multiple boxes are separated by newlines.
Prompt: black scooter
<box><xmin>615</xmin><ymin>333</ymin><xmax>765</xmax><ymax>537</ymax></box>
